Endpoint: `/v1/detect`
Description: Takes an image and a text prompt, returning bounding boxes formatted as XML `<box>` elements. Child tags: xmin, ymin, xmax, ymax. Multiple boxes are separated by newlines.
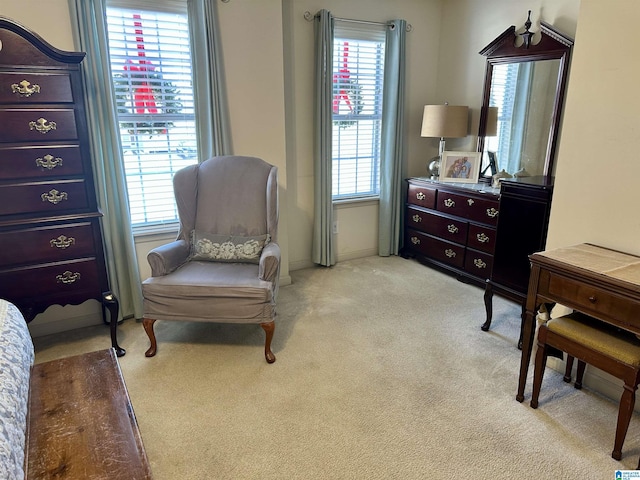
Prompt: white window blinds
<box><xmin>106</xmin><ymin>4</ymin><xmax>197</xmax><ymax>230</ymax></box>
<box><xmin>332</xmin><ymin>21</ymin><xmax>386</xmax><ymax>200</ymax></box>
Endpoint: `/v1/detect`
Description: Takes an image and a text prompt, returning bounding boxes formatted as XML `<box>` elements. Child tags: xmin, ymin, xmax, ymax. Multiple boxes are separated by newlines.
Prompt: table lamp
<box><xmin>421</xmin><ymin>104</ymin><xmax>468</xmax><ymax>179</ymax></box>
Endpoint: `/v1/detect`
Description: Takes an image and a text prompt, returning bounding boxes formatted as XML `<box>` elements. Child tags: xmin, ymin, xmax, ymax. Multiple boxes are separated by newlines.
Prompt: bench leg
<box><xmin>575</xmin><ymin>360</ymin><xmax>586</xmax><ymax>389</ymax></box>
<box><xmin>143</xmin><ymin>318</ymin><xmax>157</xmax><ymax>357</ymax></box>
<box><xmin>564</xmin><ymin>355</ymin><xmax>574</xmax><ymax>383</ymax></box>
<box><xmin>612</xmin><ymin>383</ymin><xmax>637</xmax><ymax>460</ymax></box>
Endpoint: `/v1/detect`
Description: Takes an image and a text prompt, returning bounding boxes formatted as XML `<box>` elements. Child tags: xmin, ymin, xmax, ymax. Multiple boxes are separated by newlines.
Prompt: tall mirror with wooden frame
<box><xmin>478</xmin><ymin>13</ymin><xmax>574</xmax><ymax>347</ymax></box>
<box><xmin>477</xmin><ymin>12</ymin><xmax>573</xmax><ymax>182</ymax></box>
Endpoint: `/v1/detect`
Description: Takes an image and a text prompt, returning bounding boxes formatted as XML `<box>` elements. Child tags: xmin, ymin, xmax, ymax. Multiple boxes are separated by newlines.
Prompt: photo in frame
<box><xmin>439</xmin><ymin>151</ymin><xmax>482</xmax><ymax>183</ymax></box>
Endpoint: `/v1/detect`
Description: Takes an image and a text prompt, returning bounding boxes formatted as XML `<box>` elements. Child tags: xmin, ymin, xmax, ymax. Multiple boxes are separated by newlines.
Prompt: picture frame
<box><xmin>439</xmin><ymin>151</ymin><xmax>482</xmax><ymax>183</ymax></box>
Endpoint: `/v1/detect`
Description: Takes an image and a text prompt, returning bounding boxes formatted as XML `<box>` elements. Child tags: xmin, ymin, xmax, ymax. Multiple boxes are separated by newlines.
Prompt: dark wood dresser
<box><xmin>0</xmin><ymin>17</ymin><xmax>124</xmax><ymax>356</ymax></box>
<box><xmin>404</xmin><ymin>177</ymin><xmax>500</xmax><ymax>284</ymax></box>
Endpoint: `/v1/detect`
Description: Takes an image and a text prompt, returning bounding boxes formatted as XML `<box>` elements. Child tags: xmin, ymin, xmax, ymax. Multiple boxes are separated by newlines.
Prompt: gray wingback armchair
<box><xmin>141</xmin><ymin>156</ymin><xmax>280</xmax><ymax>363</ymax></box>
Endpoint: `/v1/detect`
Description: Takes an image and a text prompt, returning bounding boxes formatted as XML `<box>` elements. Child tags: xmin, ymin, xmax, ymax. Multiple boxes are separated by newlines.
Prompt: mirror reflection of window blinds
<box><xmin>487</xmin><ymin>63</ymin><xmax>519</xmax><ymax>172</ymax></box>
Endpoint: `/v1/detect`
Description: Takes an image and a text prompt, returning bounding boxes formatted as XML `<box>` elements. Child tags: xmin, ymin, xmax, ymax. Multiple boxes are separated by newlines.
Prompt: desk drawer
<box><xmin>436</xmin><ymin>191</ymin><xmax>499</xmax><ymax>226</ymax></box>
<box><xmin>464</xmin><ymin>249</ymin><xmax>493</xmax><ymax>278</ymax></box>
<box><xmin>541</xmin><ymin>270</ymin><xmax>640</xmax><ymax>326</ymax></box>
<box><xmin>467</xmin><ymin>224</ymin><xmax>496</xmax><ymax>254</ymax></box>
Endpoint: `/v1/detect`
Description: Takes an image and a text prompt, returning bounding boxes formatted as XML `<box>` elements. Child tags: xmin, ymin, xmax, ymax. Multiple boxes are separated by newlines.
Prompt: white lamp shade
<box><xmin>420</xmin><ymin>105</ymin><xmax>469</xmax><ymax>138</ymax></box>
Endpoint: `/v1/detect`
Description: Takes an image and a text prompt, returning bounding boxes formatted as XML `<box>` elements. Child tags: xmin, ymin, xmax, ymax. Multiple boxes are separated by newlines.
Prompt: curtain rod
<box><xmin>303</xmin><ymin>11</ymin><xmax>412</xmax><ymax>32</ymax></box>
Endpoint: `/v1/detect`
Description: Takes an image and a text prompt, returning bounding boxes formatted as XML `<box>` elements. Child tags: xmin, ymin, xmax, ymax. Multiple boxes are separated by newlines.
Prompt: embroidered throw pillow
<box><xmin>191</xmin><ymin>231</ymin><xmax>270</xmax><ymax>263</ymax></box>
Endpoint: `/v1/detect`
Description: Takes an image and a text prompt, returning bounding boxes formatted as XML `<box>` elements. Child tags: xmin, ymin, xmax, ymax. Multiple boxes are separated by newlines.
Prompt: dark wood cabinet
<box><xmin>481</xmin><ymin>176</ymin><xmax>553</xmax><ymax>345</ymax></box>
<box><xmin>404</xmin><ymin>178</ymin><xmax>500</xmax><ymax>284</ymax></box>
<box><xmin>0</xmin><ymin>17</ymin><xmax>124</xmax><ymax>356</ymax></box>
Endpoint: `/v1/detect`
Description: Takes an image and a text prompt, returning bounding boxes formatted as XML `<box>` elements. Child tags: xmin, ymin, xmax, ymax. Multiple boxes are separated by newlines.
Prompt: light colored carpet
<box><xmin>32</xmin><ymin>256</ymin><xmax>639</xmax><ymax>479</ymax></box>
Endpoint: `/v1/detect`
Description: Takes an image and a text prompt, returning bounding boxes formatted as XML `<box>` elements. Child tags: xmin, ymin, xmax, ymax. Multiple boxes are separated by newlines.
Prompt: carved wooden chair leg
<box><xmin>143</xmin><ymin>318</ymin><xmax>158</xmax><ymax>357</ymax></box>
<box><xmin>612</xmin><ymin>382</ymin><xmax>638</xmax><ymax>460</ymax></box>
<box><xmin>563</xmin><ymin>355</ymin><xmax>574</xmax><ymax>383</ymax></box>
<box><xmin>261</xmin><ymin>321</ymin><xmax>276</xmax><ymax>364</ymax></box>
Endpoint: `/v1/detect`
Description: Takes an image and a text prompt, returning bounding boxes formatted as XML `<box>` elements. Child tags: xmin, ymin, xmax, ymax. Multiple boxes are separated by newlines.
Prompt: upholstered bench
<box><xmin>531</xmin><ymin>312</ymin><xmax>640</xmax><ymax>461</ymax></box>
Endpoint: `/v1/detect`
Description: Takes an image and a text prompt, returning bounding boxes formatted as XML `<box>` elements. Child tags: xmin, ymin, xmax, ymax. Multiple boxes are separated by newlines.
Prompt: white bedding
<box><xmin>0</xmin><ymin>300</ymin><xmax>34</xmax><ymax>480</ymax></box>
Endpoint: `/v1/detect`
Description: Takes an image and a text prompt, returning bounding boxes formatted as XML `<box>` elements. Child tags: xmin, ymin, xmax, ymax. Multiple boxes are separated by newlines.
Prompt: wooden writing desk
<box><xmin>518</xmin><ymin>243</ymin><xmax>640</xmax><ymax>402</ymax></box>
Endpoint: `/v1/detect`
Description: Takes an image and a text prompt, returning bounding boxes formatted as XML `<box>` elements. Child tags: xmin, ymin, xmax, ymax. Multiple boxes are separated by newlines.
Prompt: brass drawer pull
<box><xmin>412</xmin><ymin>214</ymin><xmax>422</xmax><ymax>223</ymax></box>
<box><xmin>41</xmin><ymin>189</ymin><xmax>68</xmax><ymax>205</ymax></box>
<box><xmin>444</xmin><ymin>198</ymin><xmax>455</xmax><ymax>208</ymax></box>
<box><xmin>474</xmin><ymin>258</ymin><xmax>487</xmax><ymax>269</ymax></box>
<box><xmin>29</xmin><ymin>117</ymin><xmax>57</xmax><ymax>134</ymax></box>
<box><xmin>416</xmin><ymin>192</ymin><xmax>426</xmax><ymax>200</ymax></box>
<box><xmin>447</xmin><ymin>224</ymin><xmax>459</xmax><ymax>234</ymax></box>
<box><xmin>486</xmin><ymin>207</ymin><xmax>499</xmax><ymax>218</ymax></box>
<box><xmin>11</xmin><ymin>79</ymin><xmax>41</xmax><ymax>97</ymax></box>
<box><xmin>467</xmin><ymin>199</ymin><xmax>474</xmax><ymax>206</ymax></box>
<box><xmin>50</xmin><ymin>235</ymin><xmax>76</xmax><ymax>249</ymax></box>
<box><xmin>476</xmin><ymin>233</ymin><xmax>490</xmax><ymax>243</ymax></box>
<box><xmin>56</xmin><ymin>271</ymin><xmax>81</xmax><ymax>284</ymax></box>
<box><xmin>411</xmin><ymin>236</ymin><xmax>420</xmax><ymax>245</ymax></box>
<box><xmin>445</xmin><ymin>249</ymin><xmax>456</xmax><ymax>258</ymax></box>
<box><xmin>588</xmin><ymin>295</ymin><xmax>597</xmax><ymax>303</ymax></box>
<box><xmin>36</xmin><ymin>154</ymin><xmax>63</xmax><ymax>170</ymax></box>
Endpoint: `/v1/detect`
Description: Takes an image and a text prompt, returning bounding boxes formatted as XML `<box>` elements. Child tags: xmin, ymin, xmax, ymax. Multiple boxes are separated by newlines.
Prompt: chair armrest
<box><xmin>147</xmin><ymin>240</ymin><xmax>190</xmax><ymax>276</ymax></box>
<box><xmin>259</xmin><ymin>242</ymin><xmax>280</xmax><ymax>283</ymax></box>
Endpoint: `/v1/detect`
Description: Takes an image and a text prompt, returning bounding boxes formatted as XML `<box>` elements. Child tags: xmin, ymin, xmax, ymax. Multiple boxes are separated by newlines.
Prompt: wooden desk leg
<box><xmin>517</xmin><ymin>309</ymin><xmax>536</xmax><ymax>402</ymax></box>
<box><xmin>102</xmin><ymin>292</ymin><xmax>125</xmax><ymax>357</ymax></box>
<box><xmin>481</xmin><ymin>280</ymin><xmax>493</xmax><ymax>332</ymax></box>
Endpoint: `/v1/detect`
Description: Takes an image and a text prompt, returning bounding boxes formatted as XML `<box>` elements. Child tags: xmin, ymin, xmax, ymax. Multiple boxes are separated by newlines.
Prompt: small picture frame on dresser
<box><xmin>439</xmin><ymin>151</ymin><xmax>482</xmax><ymax>183</ymax></box>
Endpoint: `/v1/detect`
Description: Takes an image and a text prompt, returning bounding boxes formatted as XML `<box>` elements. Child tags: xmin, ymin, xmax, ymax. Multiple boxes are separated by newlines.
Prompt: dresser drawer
<box><xmin>0</xmin><ymin>145</ymin><xmax>84</xmax><ymax>180</ymax></box>
<box><xmin>467</xmin><ymin>224</ymin><xmax>496</xmax><ymax>254</ymax></box>
<box><xmin>540</xmin><ymin>270</ymin><xmax>640</xmax><ymax>326</ymax></box>
<box><xmin>407</xmin><ymin>183</ymin><xmax>436</xmax><ymax>209</ymax></box>
<box><xmin>0</xmin><ymin>108</ymin><xmax>78</xmax><ymax>142</ymax></box>
<box><xmin>0</xmin><ymin>180</ymin><xmax>89</xmax><ymax>216</ymax></box>
<box><xmin>464</xmin><ymin>249</ymin><xmax>493</xmax><ymax>278</ymax></box>
<box><xmin>406</xmin><ymin>229</ymin><xmax>464</xmax><ymax>269</ymax></box>
<box><xmin>436</xmin><ymin>191</ymin><xmax>499</xmax><ymax>226</ymax></box>
<box><xmin>0</xmin><ymin>73</ymin><xmax>73</xmax><ymax>104</ymax></box>
<box><xmin>0</xmin><ymin>258</ymin><xmax>100</xmax><ymax>301</ymax></box>
<box><xmin>406</xmin><ymin>206</ymin><xmax>468</xmax><ymax>242</ymax></box>
<box><xmin>0</xmin><ymin>222</ymin><xmax>96</xmax><ymax>267</ymax></box>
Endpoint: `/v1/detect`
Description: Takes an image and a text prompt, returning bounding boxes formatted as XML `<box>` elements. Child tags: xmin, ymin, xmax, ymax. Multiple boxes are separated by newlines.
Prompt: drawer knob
<box><xmin>444</xmin><ymin>198</ymin><xmax>455</xmax><ymax>208</ymax></box>
<box><xmin>476</xmin><ymin>233</ymin><xmax>489</xmax><ymax>243</ymax></box>
<box><xmin>486</xmin><ymin>207</ymin><xmax>499</xmax><ymax>218</ymax></box>
<box><xmin>447</xmin><ymin>224</ymin><xmax>459</xmax><ymax>234</ymax></box>
<box><xmin>445</xmin><ymin>248</ymin><xmax>456</xmax><ymax>258</ymax></box>
<box><xmin>412</xmin><ymin>214</ymin><xmax>422</xmax><ymax>223</ymax></box>
<box><xmin>588</xmin><ymin>295</ymin><xmax>597</xmax><ymax>303</ymax></box>
<box><xmin>36</xmin><ymin>154</ymin><xmax>63</xmax><ymax>170</ymax></box>
<box><xmin>474</xmin><ymin>258</ymin><xmax>487</xmax><ymax>269</ymax></box>
<box><xmin>410</xmin><ymin>236</ymin><xmax>420</xmax><ymax>245</ymax></box>
<box><xmin>41</xmin><ymin>189</ymin><xmax>68</xmax><ymax>205</ymax></box>
<box><xmin>11</xmin><ymin>79</ymin><xmax>41</xmax><ymax>97</ymax></box>
<box><xmin>467</xmin><ymin>199</ymin><xmax>474</xmax><ymax>206</ymax></box>
<box><xmin>29</xmin><ymin>117</ymin><xmax>57</xmax><ymax>134</ymax></box>
<box><xmin>416</xmin><ymin>192</ymin><xmax>426</xmax><ymax>200</ymax></box>
<box><xmin>50</xmin><ymin>235</ymin><xmax>76</xmax><ymax>249</ymax></box>
<box><xmin>56</xmin><ymin>271</ymin><xmax>81</xmax><ymax>284</ymax></box>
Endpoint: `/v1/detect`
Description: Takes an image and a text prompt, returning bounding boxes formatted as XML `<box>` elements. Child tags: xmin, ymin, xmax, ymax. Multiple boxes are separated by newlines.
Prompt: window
<box><xmin>106</xmin><ymin>3</ymin><xmax>197</xmax><ymax>231</ymax></box>
<box><xmin>332</xmin><ymin>22</ymin><xmax>386</xmax><ymax>201</ymax></box>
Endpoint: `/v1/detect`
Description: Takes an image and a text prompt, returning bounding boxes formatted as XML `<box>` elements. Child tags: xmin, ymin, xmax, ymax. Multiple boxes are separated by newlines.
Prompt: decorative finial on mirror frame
<box><xmin>520</xmin><ymin>10</ymin><xmax>534</xmax><ymax>48</ymax></box>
